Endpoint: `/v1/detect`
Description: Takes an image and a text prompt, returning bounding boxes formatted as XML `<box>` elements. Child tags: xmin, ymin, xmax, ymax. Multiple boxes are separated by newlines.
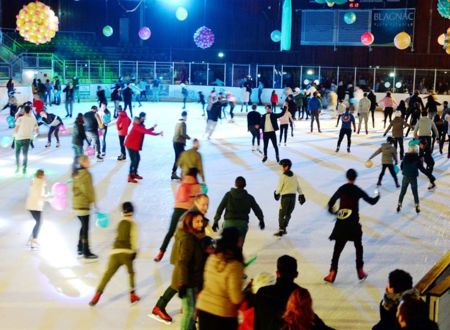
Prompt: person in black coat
<box><xmin>205</xmin><ymin>97</ymin><xmax>222</xmax><ymax>139</ymax></box>
<box><xmin>368</xmin><ymin>90</ymin><xmax>377</xmax><ymax>128</ymax></box>
<box><xmin>247</xmin><ymin>104</ymin><xmax>262</xmax><ymax>151</ymax></box>
<box><xmin>260</xmin><ymin>104</ymin><xmax>286</xmax><ymax>163</ymax></box>
<box><xmin>324</xmin><ymin>169</ymin><xmax>380</xmax><ymax>283</ymax></box>
<box><xmin>96</xmin><ymin>86</ymin><xmax>107</xmax><ymax>107</ymax></box>
<box><xmin>372</xmin><ymin>269</ymin><xmax>413</xmax><ymax>330</ymax></box>
<box><xmin>39</xmin><ymin>110</ymin><xmax>63</xmax><ymax>148</ymax></box>
<box><xmin>122</xmin><ymin>83</ymin><xmax>133</xmax><ymax>117</ymax></box>
<box><xmin>406</xmin><ymin>91</ymin><xmax>424</xmax><ymax>122</ymax></box>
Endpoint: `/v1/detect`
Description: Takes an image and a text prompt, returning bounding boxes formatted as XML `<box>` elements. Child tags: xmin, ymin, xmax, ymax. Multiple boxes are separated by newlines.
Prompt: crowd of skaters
<box><xmin>1</xmin><ymin>76</ymin><xmax>447</xmax><ymax>330</ymax></box>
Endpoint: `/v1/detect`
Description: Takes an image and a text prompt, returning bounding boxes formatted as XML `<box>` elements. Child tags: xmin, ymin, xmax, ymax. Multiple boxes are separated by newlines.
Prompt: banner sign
<box><xmin>371</xmin><ymin>9</ymin><xmax>415</xmax><ymax>45</ymax></box>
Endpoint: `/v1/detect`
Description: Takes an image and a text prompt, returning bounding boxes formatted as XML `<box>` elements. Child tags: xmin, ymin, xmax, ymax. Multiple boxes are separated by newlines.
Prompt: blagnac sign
<box><xmin>372</xmin><ymin>9</ymin><xmax>415</xmax><ymax>45</ymax></box>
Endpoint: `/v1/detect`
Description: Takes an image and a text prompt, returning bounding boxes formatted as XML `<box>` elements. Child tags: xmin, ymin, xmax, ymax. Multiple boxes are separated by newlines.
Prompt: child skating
<box><xmin>273</xmin><ymin>159</ymin><xmax>306</xmax><ymax>237</ymax></box>
<box><xmin>89</xmin><ymin>202</ymin><xmax>140</xmax><ymax>306</ymax></box>
<box><xmin>25</xmin><ymin>169</ymin><xmax>48</xmax><ymax>249</ymax></box>
<box><xmin>368</xmin><ymin>137</ymin><xmax>400</xmax><ymax>187</ymax></box>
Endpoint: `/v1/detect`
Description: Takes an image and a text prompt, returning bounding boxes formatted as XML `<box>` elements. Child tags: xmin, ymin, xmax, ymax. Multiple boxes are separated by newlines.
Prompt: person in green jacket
<box><xmin>89</xmin><ymin>202</ymin><xmax>140</xmax><ymax>306</ymax></box>
<box><xmin>171</xmin><ymin>210</ymin><xmax>207</xmax><ymax>330</ymax></box>
<box><xmin>368</xmin><ymin>137</ymin><xmax>400</xmax><ymax>188</ymax></box>
<box><xmin>212</xmin><ymin>176</ymin><xmax>265</xmax><ymax>245</ymax></box>
<box><xmin>72</xmin><ymin>155</ymin><xmax>97</xmax><ymax>260</ymax></box>
<box><xmin>177</xmin><ymin>139</ymin><xmax>205</xmax><ymax>182</ymax></box>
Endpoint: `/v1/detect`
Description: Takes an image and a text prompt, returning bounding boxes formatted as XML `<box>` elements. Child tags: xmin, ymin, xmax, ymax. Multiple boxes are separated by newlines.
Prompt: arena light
<box><xmin>218</xmin><ymin>52</ymin><xmax>225</xmax><ymax>58</ymax></box>
<box><xmin>306</xmin><ymin>69</ymin><xmax>314</xmax><ymax>75</ymax></box>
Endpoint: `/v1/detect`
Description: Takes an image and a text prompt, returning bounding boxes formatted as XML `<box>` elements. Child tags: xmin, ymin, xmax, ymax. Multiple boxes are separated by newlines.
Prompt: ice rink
<box><xmin>0</xmin><ymin>101</ymin><xmax>448</xmax><ymax>330</ymax></box>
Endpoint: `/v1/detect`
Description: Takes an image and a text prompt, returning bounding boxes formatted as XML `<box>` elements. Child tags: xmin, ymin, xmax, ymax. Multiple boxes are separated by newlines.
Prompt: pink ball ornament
<box><xmin>59</xmin><ymin>125</ymin><xmax>67</xmax><ymax>135</ymax></box>
<box><xmin>52</xmin><ymin>182</ymin><xmax>68</xmax><ymax>197</ymax></box>
<box><xmin>50</xmin><ymin>196</ymin><xmax>67</xmax><ymax>211</ymax></box>
<box><xmin>138</xmin><ymin>26</ymin><xmax>151</xmax><ymax>40</ymax></box>
<box><xmin>86</xmin><ymin>146</ymin><xmax>96</xmax><ymax>156</ymax></box>
<box><xmin>361</xmin><ymin>32</ymin><xmax>374</xmax><ymax>46</ymax></box>
<box><xmin>193</xmin><ymin>26</ymin><xmax>215</xmax><ymax>49</ymax></box>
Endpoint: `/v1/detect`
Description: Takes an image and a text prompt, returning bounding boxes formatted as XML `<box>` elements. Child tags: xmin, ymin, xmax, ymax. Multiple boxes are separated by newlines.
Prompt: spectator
<box><xmin>396</xmin><ymin>294</ymin><xmax>439</xmax><ymax>330</ymax></box>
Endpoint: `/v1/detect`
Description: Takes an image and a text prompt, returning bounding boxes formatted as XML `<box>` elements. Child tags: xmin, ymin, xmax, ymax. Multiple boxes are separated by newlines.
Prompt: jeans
<box><xmin>393</xmin><ymin>137</ymin><xmax>404</xmax><ymax>159</ymax></box>
<box><xmin>384</xmin><ymin>107</ymin><xmax>393</xmax><ymax>127</ymax></box>
<box><xmin>279</xmin><ymin>124</ymin><xmax>288</xmax><ymax>143</ymax></box>
<box><xmin>198</xmin><ymin>310</ymin><xmax>238</xmax><ymax>330</ymax></box>
<box><xmin>48</xmin><ymin>124</ymin><xmax>61</xmax><ymax>143</ymax></box>
<box><xmin>30</xmin><ymin>210</ymin><xmax>42</xmax><ymax>239</ymax></box>
<box><xmin>101</xmin><ymin>126</ymin><xmax>108</xmax><ymax>154</ymax></box>
<box><xmin>358</xmin><ymin>113</ymin><xmax>369</xmax><ymax>133</ymax></box>
<box><xmin>181</xmin><ymin>288</ymin><xmax>197</xmax><ymax>330</ymax></box>
<box><xmin>229</xmin><ymin>103</ymin><xmax>235</xmax><ymax>119</ymax></box>
<box><xmin>127</xmin><ymin>149</ymin><xmax>140</xmax><ymax>175</ymax></box>
<box><xmin>263</xmin><ymin>131</ymin><xmax>279</xmax><ymax>159</ymax></box>
<box><xmin>77</xmin><ymin>214</ymin><xmax>92</xmax><ymax>255</ymax></box>
<box><xmin>156</xmin><ymin>286</ymin><xmax>177</xmax><ymax>309</ymax></box>
<box><xmin>159</xmin><ymin>208</ymin><xmax>187</xmax><ymax>252</ymax></box>
<box><xmin>271</xmin><ymin>102</ymin><xmax>277</xmax><ymax>113</ymax></box>
<box><xmin>65</xmin><ymin>98</ymin><xmax>73</xmax><ymax>117</ymax></box>
<box><xmin>310</xmin><ymin>109</ymin><xmax>321</xmax><ymax>132</ymax></box>
<box><xmin>113</xmin><ymin>100</ymin><xmax>120</xmax><ymax>118</ymax></box>
<box><xmin>72</xmin><ymin>144</ymin><xmax>84</xmax><ymax>158</ymax></box>
<box><xmin>124</xmin><ymin>100</ymin><xmax>133</xmax><ymax>117</ymax></box>
<box><xmin>249</xmin><ymin>126</ymin><xmax>260</xmax><ymax>146</ymax></box>
<box><xmin>378</xmin><ymin>164</ymin><xmax>398</xmax><ymax>185</ymax></box>
<box><xmin>370</xmin><ymin>109</ymin><xmax>376</xmax><ymax>127</ymax></box>
<box><xmin>278</xmin><ymin>194</ymin><xmax>296</xmax><ymax>230</ymax></box>
<box><xmin>74</xmin><ymin>88</ymin><xmax>80</xmax><ymax>103</ymax></box>
<box><xmin>97</xmin><ymin>253</ymin><xmax>135</xmax><ymax>293</ymax></box>
<box><xmin>172</xmin><ymin>142</ymin><xmax>185</xmax><ymax>173</ymax></box>
<box><xmin>54</xmin><ymin>91</ymin><xmax>61</xmax><ymax>105</ymax></box>
<box><xmin>398</xmin><ymin>176</ymin><xmax>419</xmax><ymax>205</ymax></box>
<box><xmin>119</xmin><ymin>135</ymin><xmax>126</xmax><ymax>156</ymax></box>
<box><xmin>331</xmin><ymin>238</ymin><xmax>364</xmax><ymax>271</ymax></box>
<box><xmin>15</xmin><ymin>139</ymin><xmax>31</xmax><ymax>171</ymax></box>
<box><xmin>152</xmin><ymin>87</ymin><xmax>160</xmax><ymax>102</ymax></box>
<box><xmin>223</xmin><ymin>220</ymin><xmax>249</xmax><ymax>243</ymax></box>
<box><xmin>86</xmin><ymin>131</ymin><xmax>100</xmax><ymax>155</ymax></box>
<box><xmin>337</xmin><ymin>128</ymin><xmax>352</xmax><ymax>149</ymax></box>
<box><xmin>205</xmin><ymin>120</ymin><xmax>218</xmax><ymax>138</ymax></box>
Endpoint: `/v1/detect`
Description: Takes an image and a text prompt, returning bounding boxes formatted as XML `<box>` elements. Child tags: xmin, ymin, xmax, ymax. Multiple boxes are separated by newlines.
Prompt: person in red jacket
<box><xmin>33</xmin><ymin>94</ymin><xmax>45</xmax><ymax>119</ymax></box>
<box><xmin>116</xmin><ymin>106</ymin><xmax>131</xmax><ymax>161</ymax></box>
<box><xmin>124</xmin><ymin>112</ymin><xmax>163</xmax><ymax>183</ymax></box>
<box><xmin>271</xmin><ymin>90</ymin><xmax>279</xmax><ymax>113</ymax></box>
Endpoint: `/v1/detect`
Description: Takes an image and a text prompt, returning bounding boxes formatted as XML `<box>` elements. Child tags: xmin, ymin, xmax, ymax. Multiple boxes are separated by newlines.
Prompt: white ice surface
<box><xmin>0</xmin><ymin>101</ymin><xmax>448</xmax><ymax>330</ymax></box>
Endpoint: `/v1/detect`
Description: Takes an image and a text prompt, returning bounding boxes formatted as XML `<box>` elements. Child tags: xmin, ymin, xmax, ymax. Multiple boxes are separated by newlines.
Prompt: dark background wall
<box><xmin>2</xmin><ymin>0</ymin><xmax>449</xmax><ymax>68</ymax></box>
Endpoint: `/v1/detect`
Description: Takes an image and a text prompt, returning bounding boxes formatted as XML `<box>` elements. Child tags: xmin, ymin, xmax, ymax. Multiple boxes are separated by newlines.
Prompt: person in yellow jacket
<box><xmin>72</xmin><ymin>155</ymin><xmax>98</xmax><ymax>260</ymax></box>
<box><xmin>177</xmin><ymin>139</ymin><xmax>205</xmax><ymax>182</ymax></box>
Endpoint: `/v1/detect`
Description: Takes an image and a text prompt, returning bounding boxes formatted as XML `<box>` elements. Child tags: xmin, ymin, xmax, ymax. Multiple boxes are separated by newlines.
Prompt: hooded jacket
<box><xmin>384</xmin><ymin>117</ymin><xmax>409</xmax><ymax>138</ymax></box>
<box><xmin>26</xmin><ymin>177</ymin><xmax>47</xmax><ymax>211</ymax></box>
<box><xmin>72</xmin><ymin>169</ymin><xmax>95</xmax><ymax>210</ymax></box>
<box><xmin>369</xmin><ymin>143</ymin><xmax>398</xmax><ymax>165</ymax></box>
<box><xmin>124</xmin><ymin>123</ymin><xmax>157</xmax><ymax>151</ymax></box>
<box><xmin>275</xmin><ymin>170</ymin><xmax>303</xmax><ymax>196</ymax></box>
<box><xmin>177</xmin><ymin>148</ymin><xmax>205</xmax><ymax>182</ymax></box>
<box><xmin>214</xmin><ymin>188</ymin><xmax>264</xmax><ymax>223</ymax></box>
<box><xmin>174</xmin><ymin>175</ymin><xmax>201</xmax><ymax>210</ymax></box>
<box><xmin>401</xmin><ymin>153</ymin><xmax>420</xmax><ymax>178</ymax></box>
<box><xmin>173</xmin><ymin>119</ymin><xmax>190</xmax><ymax>145</ymax></box>
<box><xmin>413</xmin><ymin>116</ymin><xmax>438</xmax><ymax>137</ymax></box>
<box><xmin>116</xmin><ymin>111</ymin><xmax>131</xmax><ymax>136</ymax></box>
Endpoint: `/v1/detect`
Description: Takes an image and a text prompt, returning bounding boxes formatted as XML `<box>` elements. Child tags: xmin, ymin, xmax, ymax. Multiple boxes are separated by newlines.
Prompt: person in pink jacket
<box><xmin>379</xmin><ymin>92</ymin><xmax>398</xmax><ymax>128</ymax></box>
<box><xmin>278</xmin><ymin>107</ymin><xmax>293</xmax><ymax>146</ymax></box>
<box><xmin>116</xmin><ymin>106</ymin><xmax>131</xmax><ymax>161</ymax></box>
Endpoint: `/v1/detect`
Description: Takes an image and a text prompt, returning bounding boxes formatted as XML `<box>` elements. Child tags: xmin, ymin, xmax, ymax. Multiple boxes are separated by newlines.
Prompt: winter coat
<box><xmin>414</xmin><ymin>117</ymin><xmax>438</xmax><ymax>137</ymax></box>
<box><xmin>294</xmin><ymin>93</ymin><xmax>303</xmax><ymax>107</ymax></box>
<box><xmin>122</xmin><ymin>87</ymin><xmax>133</xmax><ymax>101</ymax></box>
<box><xmin>170</xmin><ymin>229</ymin><xmax>205</xmax><ymax>289</ymax></box>
<box><xmin>260</xmin><ymin>108</ymin><xmax>286</xmax><ymax>132</ymax></box>
<box><xmin>214</xmin><ymin>188</ymin><xmax>264</xmax><ymax>223</ymax></box>
<box><xmin>72</xmin><ymin>121</ymin><xmax>88</xmax><ymax>146</ymax></box>
<box><xmin>401</xmin><ymin>153</ymin><xmax>420</xmax><ymax>178</ymax></box>
<box><xmin>97</xmin><ymin>90</ymin><xmax>107</xmax><ymax>104</ymax></box>
<box><xmin>307</xmin><ymin>97</ymin><xmax>322</xmax><ymax>111</ymax></box>
<box><xmin>247</xmin><ymin>111</ymin><xmax>261</xmax><ymax>130</ymax></box>
<box><xmin>174</xmin><ymin>175</ymin><xmax>201</xmax><ymax>210</ymax></box>
<box><xmin>425</xmin><ymin>99</ymin><xmax>441</xmax><ymax>113</ymax></box>
<box><xmin>379</xmin><ymin>96</ymin><xmax>397</xmax><ymax>109</ymax></box>
<box><xmin>26</xmin><ymin>177</ymin><xmax>47</xmax><ymax>211</ymax></box>
<box><xmin>72</xmin><ymin>169</ymin><xmax>95</xmax><ymax>210</ymax></box>
<box><xmin>173</xmin><ymin>119</ymin><xmax>190</xmax><ymax>145</ymax></box>
<box><xmin>208</xmin><ymin>102</ymin><xmax>222</xmax><ymax>122</ymax></box>
<box><xmin>358</xmin><ymin>97</ymin><xmax>371</xmax><ymax>114</ymax></box>
<box><xmin>368</xmin><ymin>92</ymin><xmax>377</xmax><ymax>110</ymax></box>
<box><xmin>111</xmin><ymin>217</ymin><xmax>138</xmax><ymax>255</ymax></box>
<box><xmin>177</xmin><ymin>148</ymin><xmax>205</xmax><ymax>182</ymax></box>
<box><xmin>124</xmin><ymin>123</ymin><xmax>157</xmax><ymax>151</ymax></box>
<box><xmin>275</xmin><ymin>170</ymin><xmax>303</xmax><ymax>196</ymax></box>
<box><xmin>39</xmin><ymin>114</ymin><xmax>62</xmax><ymax>127</ymax></box>
<box><xmin>369</xmin><ymin>143</ymin><xmax>398</xmax><ymax>165</ymax></box>
<box><xmin>384</xmin><ymin>117</ymin><xmax>409</xmax><ymax>138</ymax></box>
<box><xmin>270</xmin><ymin>93</ymin><xmax>279</xmax><ymax>104</ymax></box>
<box><xmin>196</xmin><ymin>253</ymin><xmax>244</xmax><ymax>318</ymax></box>
<box><xmin>111</xmin><ymin>88</ymin><xmax>122</xmax><ymax>102</ymax></box>
<box><xmin>116</xmin><ymin>111</ymin><xmax>131</xmax><ymax>136</ymax></box>
<box><xmin>83</xmin><ymin>111</ymin><xmax>100</xmax><ymax>132</ymax></box>
<box><xmin>278</xmin><ymin>110</ymin><xmax>293</xmax><ymax>125</ymax></box>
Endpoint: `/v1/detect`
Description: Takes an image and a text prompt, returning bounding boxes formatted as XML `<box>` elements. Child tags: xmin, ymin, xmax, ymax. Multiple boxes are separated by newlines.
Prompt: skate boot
<box><xmin>335</xmin><ymin>147</ymin><xmax>339</xmax><ymax>153</ymax></box>
<box><xmin>396</xmin><ymin>203</ymin><xmax>402</xmax><ymax>213</ymax></box>
<box><xmin>153</xmin><ymin>250</ymin><xmax>165</xmax><ymax>262</ymax></box>
<box><xmin>171</xmin><ymin>172</ymin><xmax>181</xmax><ymax>180</ymax></box>
<box><xmin>89</xmin><ymin>291</ymin><xmax>102</xmax><ymax>306</ymax></box>
<box><xmin>150</xmin><ymin>306</ymin><xmax>173</xmax><ymax>324</ymax></box>
<box><xmin>324</xmin><ymin>270</ymin><xmax>337</xmax><ymax>283</ymax></box>
<box><xmin>128</xmin><ymin>175</ymin><xmax>138</xmax><ymax>183</ymax></box>
<box><xmin>134</xmin><ymin>173</ymin><xmax>143</xmax><ymax>180</ymax></box>
<box><xmin>45</xmin><ymin>142</ymin><xmax>51</xmax><ymax>148</ymax></box>
<box><xmin>347</xmin><ymin>147</ymin><xmax>351</xmax><ymax>153</ymax></box>
<box><xmin>415</xmin><ymin>204</ymin><xmax>420</xmax><ymax>214</ymax></box>
<box><xmin>56</xmin><ymin>142</ymin><xmax>60</xmax><ymax>148</ymax></box>
<box><xmin>130</xmin><ymin>291</ymin><xmax>140</xmax><ymax>304</ymax></box>
<box><xmin>357</xmin><ymin>268</ymin><xmax>368</xmax><ymax>280</ymax></box>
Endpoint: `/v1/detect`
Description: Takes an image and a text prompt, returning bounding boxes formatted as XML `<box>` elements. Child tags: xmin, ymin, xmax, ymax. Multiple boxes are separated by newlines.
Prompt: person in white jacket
<box><xmin>358</xmin><ymin>93</ymin><xmax>371</xmax><ymax>134</ymax></box>
<box><xmin>26</xmin><ymin>169</ymin><xmax>47</xmax><ymax>248</ymax></box>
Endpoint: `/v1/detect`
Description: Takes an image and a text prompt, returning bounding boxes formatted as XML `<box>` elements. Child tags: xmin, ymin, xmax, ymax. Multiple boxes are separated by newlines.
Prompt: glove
<box><xmin>212</xmin><ymin>222</ymin><xmax>219</xmax><ymax>232</ymax></box>
<box><xmin>298</xmin><ymin>194</ymin><xmax>306</xmax><ymax>205</ymax></box>
<box><xmin>274</xmin><ymin>191</ymin><xmax>280</xmax><ymax>201</ymax></box>
<box><xmin>178</xmin><ymin>286</ymin><xmax>187</xmax><ymax>299</ymax></box>
<box><xmin>259</xmin><ymin>220</ymin><xmax>265</xmax><ymax>230</ymax></box>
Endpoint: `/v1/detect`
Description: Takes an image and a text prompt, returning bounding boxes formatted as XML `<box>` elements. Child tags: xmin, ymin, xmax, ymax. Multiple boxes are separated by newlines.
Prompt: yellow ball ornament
<box><xmin>394</xmin><ymin>32</ymin><xmax>411</xmax><ymax>50</ymax></box>
<box><xmin>365</xmin><ymin>160</ymin><xmax>373</xmax><ymax>168</ymax></box>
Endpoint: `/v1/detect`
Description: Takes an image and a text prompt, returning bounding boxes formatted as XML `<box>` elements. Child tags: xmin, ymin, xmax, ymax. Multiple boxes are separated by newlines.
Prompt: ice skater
<box><xmin>308</xmin><ymin>92</ymin><xmax>322</xmax><ymax>133</ymax></box>
<box><xmin>198</xmin><ymin>91</ymin><xmax>206</xmax><ymax>116</ymax></box>
<box><xmin>368</xmin><ymin>137</ymin><xmax>400</xmax><ymax>187</ymax></box>
<box><xmin>89</xmin><ymin>202</ymin><xmax>140</xmax><ymax>306</ymax></box>
<box><xmin>205</xmin><ymin>98</ymin><xmax>221</xmax><ymax>139</ymax></box>
<box><xmin>278</xmin><ymin>105</ymin><xmax>293</xmax><ymax>146</ymax></box>
<box><xmin>335</xmin><ymin>107</ymin><xmax>356</xmax><ymax>153</ymax></box>
<box><xmin>171</xmin><ymin>111</ymin><xmax>190</xmax><ymax>180</ymax></box>
<box><xmin>39</xmin><ymin>110</ymin><xmax>63</xmax><ymax>148</ymax></box>
<box><xmin>247</xmin><ymin>104</ymin><xmax>262</xmax><ymax>152</ymax></box>
<box><xmin>273</xmin><ymin>159</ymin><xmax>306</xmax><ymax>237</ymax></box>
<box><xmin>357</xmin><ymin>93</ymin><xmax>371</xmax><ymax>134</ymax></box>
<box><xmin>261</xmin><ymin>104</ymin><xmax>286</xmax><ymax>163</ymax></box>
<box><xmin>116</xmin><ymin>106</ymin><xmax>131</xmax><ymax>161</ymax></box>
<box><xmin>397</xmin><ymin>146</ymin><xmax>421</xmax><ymax>214</ymax></box>
<box><xmin>384</xmin><ymin>111</ymin><xmax>410</xmax><ymax>160</ymax></box>
<box><xmin>25</xmin><ymin>169</ymin><xmax>47</xmax><ymax>249</ymax></box>
<box><xmin>324</xmin><ymin>169</ymin><xmax>380</xmax><ymax>283</ymax></box>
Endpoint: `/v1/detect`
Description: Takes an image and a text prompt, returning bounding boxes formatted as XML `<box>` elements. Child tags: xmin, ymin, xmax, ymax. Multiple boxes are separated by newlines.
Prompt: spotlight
<box><xmin>389</xmin><ymin>72</ymin><xmax>395</xmax><ymax>77</ymax></box>
<box><xmin>306</xmin><ymin>69</ymin><xmax>314</xmax><ymax>75</ymax></box>
<box><xmin>218</xmin><ymin>52</ymin><xmax>225</xmax><ymax>58</ymax></box>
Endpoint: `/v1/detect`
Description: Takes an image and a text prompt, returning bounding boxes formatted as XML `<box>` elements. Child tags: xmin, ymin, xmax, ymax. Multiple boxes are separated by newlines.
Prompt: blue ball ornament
<box><xmin>96</xmin><ymin>212</ymin><xmax>110</xmax><ymax>228</ymax></box>
<box><xmin>344</xmin><ymin>12</ymin><xmax>356</xmax><ymax>24</ymax></box>
<box><xmin>271</xmin><ymin>30</ymin><xmax>281</xmax><ymax>43</ymax></box>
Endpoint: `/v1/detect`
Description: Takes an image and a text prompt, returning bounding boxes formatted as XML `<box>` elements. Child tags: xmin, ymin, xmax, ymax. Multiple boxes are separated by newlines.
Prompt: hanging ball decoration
<box><xmin>438</xmin><ymin>33</ymin><xmax>445</xmax><ymax>45</ymax></box>
<box><xmin>193</xmin><ymin>26</ymin><xmax>215</xmax><ymax>49</ymax></box>
<box><xmin>437</xmin><ymin>0</ymin><xmax>450</xmax><ymax>20</ymax></box>
<box><xmin>344</xmin><ymin>12</ymin><xmax>356</xmax><ymax>24</ymax></box>
<box><xmin>442</xmin><ymin>28</ymin><xmax>450</xmax><ymax>54</ymax></box>
<box><xmin>102</xmin><ymin>25</ymin><xmax>113</xmax><ymax>37</ymax></box>
<box><xmin>138</xmin><ymin>26</ymin><xmax>151</xmax><ymax>40</ymax></box>
<box><xmin>394</xmin><ymin>32</ymin><xmax>411</xmax><ymax>50</ymax></box>
<box><xmin>96</xmin><ymin>212</ymin><xmax>110</xmax><ymax>228</ymax></box>
<box><xmin>16</xmin><ymin>1</ymin><xmax>59</xmax><ymax>45</ymax></box>
<box><xmin>384</xmin><ymin>82</ymin><xmax>391</xmax><ymax>88</ymax></box>
<box><xmin>315</xmin><ymin>0</ymin><xmax>347</xmax><ymax>5</ymax></box>
<box><xmin>270</xmin><ymin>30</ymin><xmax>281</xmax><ymax>42</ymax></box>
<box><xmin>361</xmin><ymin>32</ymin><xmax>375</xmax><ymax>46</ymax></box>
<box><xmin>176</xmin><ymin>7</ymin><xmax>188</xmax><ymax>21</ymax></box>
<box><xmin>1</xmin><ymin>136</ymin><xmax>13</xmax><ymax>148</ymax></box>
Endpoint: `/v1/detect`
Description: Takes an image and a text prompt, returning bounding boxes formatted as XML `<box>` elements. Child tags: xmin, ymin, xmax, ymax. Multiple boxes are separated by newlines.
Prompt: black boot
<box><xmin>83</xmin><ymin>239</ymin><xmax>98</xmax><ymax>260</ymax></box>
<box><xmin>77</xmin><ymin>240</ymin><xmax>83</xmax><ymax>256</ymax></box>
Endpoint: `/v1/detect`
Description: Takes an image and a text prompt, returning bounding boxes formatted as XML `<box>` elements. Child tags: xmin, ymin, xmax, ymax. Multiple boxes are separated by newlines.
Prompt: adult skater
<box><xmin>14</xmin><ymin>105</ymin><xmax>38</xmax><ymax>175</ymax></box>
<box><xmin>286</xmin><ymin>95</ymin><xmax>297</xmax><ymax>135</ymax></box>
<box><xmin>89</xmin><ymin>202</ymin><xmax>140</xmax><ymax>306</ymax></box>
<box><xmin>279</xmin><ymin>106</ymin><xmax>293</xmax><ymax>146</ymax></box>
<box><xmin>116</xmin><ymin>106</ymin><xmax>131</xmax><ymax>161</ymax></box>
<box><xmin>39</xmin><ymin>110</ymin><xmax>63</xmax><ymax>148</ymax></box>
<box><xmin>198</xmin><ymin>91</ymin><xmax>206</xmax><ymax>116</ymax></box>
<box><xmin>226</xmin><ymin>91</ymin><xmax>236</xmax><ymax>123</ymax></box>
<box><xmin>111</xmin><ymin>85</ymin><xmax>122</xmax><ymax>118</ymax></box>
<box><xmin>212</xmin><ymin>176</ymin><xmax>265</xmax><ymax>245</ymax></box>
<box><xmin>367</xmin><ymin>89</ymin><xmax>377</xmax><ymax>128</ymax></box>
<box><xmin>357</xmin><ymin>93</ymin><xmax>371</xmax><ymax>134</ymax></box>
<box><xmin>273</xmin><ymin>159</ymin><xmax>306</xmax><ymax>237</ymax></box>
<box><xmin>124</xmin><ymin>112</ymin><xmax>163</xmax><ymax>183</ymax></box>
<box><xmin>261</xmin><ymin>104</ymin><xmax>286</xmax><ymax>163</ymax></box>
<box><xmin>241</xmin><ymin>86</ymin><xmax>250</xmax><ymax>112</ymax></box>
<box><xmin>177</xmin><ymin>139</ymin><xmax>205</xmax><ymax>182</ymax></box>
<box><xmin>270</xmin><ymin>90</ymin><xmax>279</xmax><ymax>113</ymax></box>
<box><xmin>72</xmin><ymin>155</ymin><xmax>98</xmax><ymax>260</ymax></box>
<box><xmin>379</xmin><ymin>92</ymin><xmax>397</xmax><ymax>128</ymax></box>
<box><xmin>413</xmin><ymin>110</ymin><xmax>438</xmax><ymax>152</ymax></box>
<box><xmin>84</xmin><ymin>105</ymin><xmax>104</xmax><ymax>161</ymax></box>
<box><xmin>418</xmin><ymin>140</ymin><xmax>435</xmax><ymax>175</ymax></box>
<box><xmin>181</xmin><ymin>83</ymin><xmax>189</xmax><ymax>109</ymax></box>
<box><xmin>335</xmin><ymin>108</ymin><xmax>356</xmax><ymax>153</ymax></box>
<box><xmin>257</xmin><ymin>81</ymin><xmax>264</xmax><ymax>105</ymax></box>
<box><xmin>99</xmin><ymin>104</ymin><xmax>111</xmax><ymax>157</ymax></box>
<box><xmin>152</xmin><ymin>78</ymin><xmax>160</xmax><ymax>102</ymax></box>
<box><xmin>405</xmin><ymin>91</ymin><xmax>424</xmax><ymax>121</ymax></box>
<box><xmin>26</xmin><ymin>169</ymin><xmax>47</xmax><ymax>249</ymax></box>
<box><xmin>324</xmin><ymin>169</ymin><xmax>380</xmax><ymax>283</ymax></box>
<box><xmin>335</xmin><ymin>99</ymin><xmax>346</xmax><ymax>127</ymax></box>
<box><xmin>2</xmin><ymin>95</ymin><xmax>19</xmax><ymax>126</ymax></box>
<box><xmin>72</xmin><ymin>113</ymin><xmax>89</xmax><ymax>158</ymax></box>
<box><xmin>405</xmin><ymin>105</ymin><xmax>421</xmax><ymax>137</ymax></box>
<box><xmin>247</xmin><ymin>104</ymin><xmax>262</xmax><ymax>152</ymax></box>
<box><xmin>308</xmin><ymin>92</ymin><xmax>322</xmax><ymax>133</ymax></box>
<box><xmin>384</xmin><ymin>111</ymin><xmax>410</xmax><ymax>160</ymax></box>
<box><xmin>123</xmin><ymin>83</ymin><xmax>134</xmax><ymax>117</ymax></box>
<box><xmin>294</xmin><ymin>88</ymin><xmax>304</xmax><ymax>119</ymax></box>
<box><xmin>205</xmin><ymin>98</ymin><xmax>221</xmax><ymax>139</ymax></box>
<box><xmin>63</xmin><ymin>82</ymin><xmax>74</xmax><ymax>118</ymax></box>
<box><xmin>368</xmin><ymin>137</ymin><xmax>400</xmax><ymax>187</ymax></box>
<box><xmin>154</xmin><ymin>168</ymin><xmax>201</xmax><ymax>262</ymax></box>
<box><xmin>171</xmin><ymin>111</ymin><xmax>190</xmax><ymax>180</ymax></box>
<box><xmin>424</xmin><ymin>94</ymin><xmax>441</xmax><ymax>119</ymax></box>
<box><xmin>96</xmin><ymin>86</ymin><xmax>107</xmax><ymax>107</ymax></box>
